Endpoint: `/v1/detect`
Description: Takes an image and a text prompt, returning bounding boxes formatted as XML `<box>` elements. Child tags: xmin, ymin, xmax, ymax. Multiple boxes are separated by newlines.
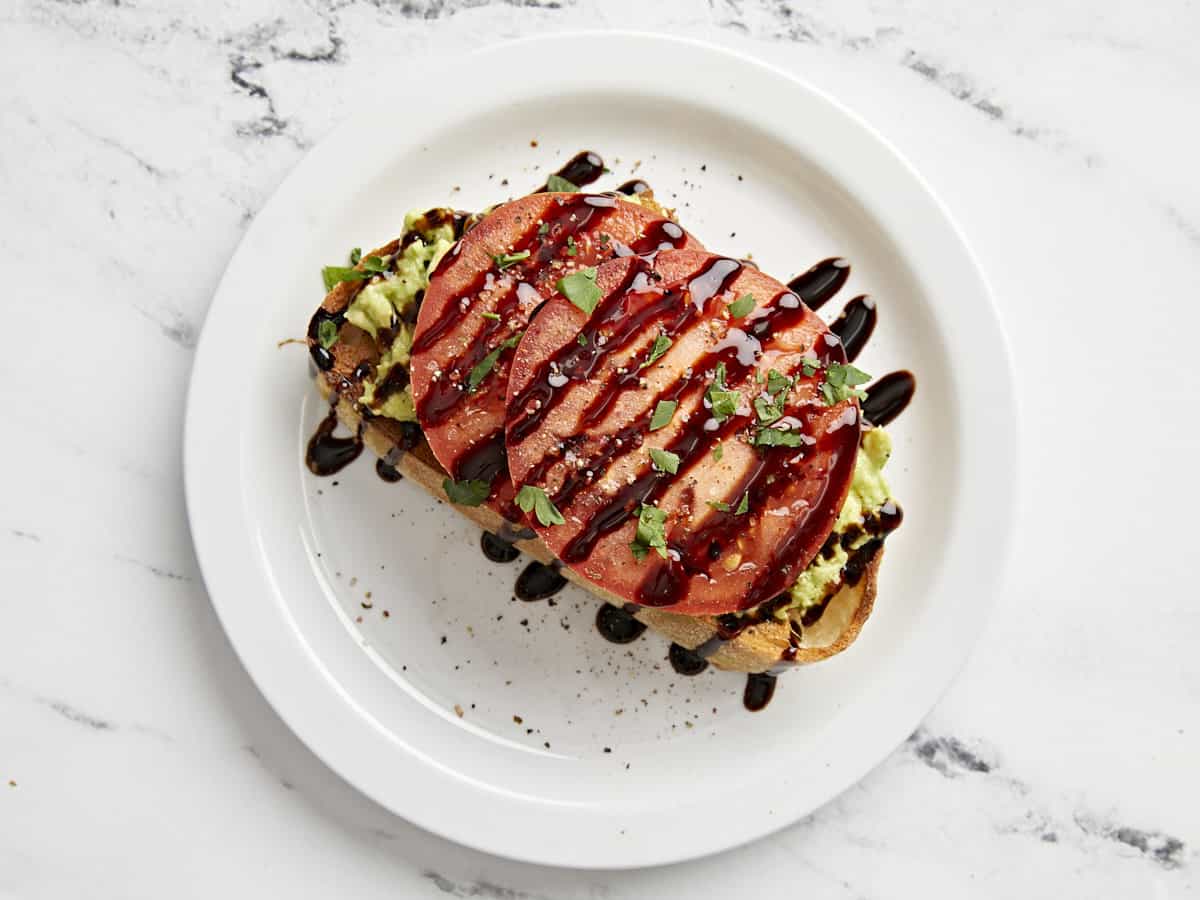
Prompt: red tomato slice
<box><xmin>409</xmin><ymin>193</ymin><xmax>699</xmax><ymax>520</ymax></box>
<box><xmin>504</xmin><ymin>249</ymin><xmax>861</xmax><ymax>616</ymax></box>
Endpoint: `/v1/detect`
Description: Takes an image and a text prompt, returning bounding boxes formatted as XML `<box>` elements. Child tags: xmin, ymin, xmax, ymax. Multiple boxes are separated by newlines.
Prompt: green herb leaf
<box><xmin>767</xmin><ymin>369</ymin><xmax>793</xmax><ymax>397</ymax></box>
<box><xmin>493</xmin><ymin>250</ymin><xmax>530</xmax><ymax>270</ymax></box>
<box><xmin>753</xmin><ymin>394</ymin><xmax>783</xmax><ymax>425</ymax></box>
<box><xmin>630</xmin><ymin>504</ymin><xmax>668</xmax><ymax>561</ymax></box>
<box><xmin>322</xmin><ymin>266</ymin><xmax>370</xmax><ymax>292</ymax></box>
<box><xmin>821</xmin><ymin>362</ymin><xmax>872</xmax><ymax>405</ymax></box>
<box><xmin>317</xmin><ymin>319</ymin><xmax>339</xmax><ymax>349</ymax></box>
<box><xmin>480</xmin><ymin>311</ymin><xmax>501</xmax><ymax>321</ymax></box>
<box><xmin>555</xmin><ymin>267</ymin><xmax>601</xmax><ymax>315</ymax></box>
<box><xmin>537</xmin><ymin>222</ymin><xmax>550</xmax><ymax>237</ymax></box>
<box><xmin>361</xmin><ymin>255</ymin><xmax>388</xmax><ymax>274</ymax></box>
<box><xmin>706</xmin><ymin>500</ymin><xmax>731</xmax><ymax>513</ymax></box>
<box><xmin>754</xmin><ymin>427</ymin><xmax>806</xmax><ymax>448</ymax></box>
<box><xmin>649</xmin><ymin>448</ymin><xmax>680</xmax><ymax>474</ymax></box>
<box><xmin>515</xmin><ymin>484</ymin><xmax>565</xmax><ymax>527</ymax></box>
<box><xmin>735</xmin><ymin>492</ymin><xmax>750</xmax><ymax>515</ymax></box>
<box><xmin>598</xmin><ymin>232</ymin><xmax>611</xmax><ymax>246</ymax></box>
<box><xmin>799</xmin><ymin>357</ymin><xmax>820</xmax><ymax>378</ymax></box>
<box><xmin>546</xmin><ymin>174</ymin><xmax>579</xmax><ymax>192</ymax></box>
<box><xmin>443</xmin><ymin>478</ymin><xmax>490</xmax><ymax>506</ymax></box>
<box><xmin>566</xmin><ymin>235</ymin><xmax>577</xmax><ymax>257</ymax></box>
<box><xmin>641</xmin><ymin>334</ymin><xmax>673</xmax><ymax>368</ymax></box>
<box><xmin>649</xmin><ymin>399</ymin><xmax>678</xmax><ymax>431</ymax></box>
<box><xmin>467</xmin><ymin>332</ymin><xmax>522</xmax><ymax>391</ymax></box>
<box><xmin>712</xmin><ymin>442</ymin><xmax>723</xmax><ymax>462</ymax></box>
<box><xmin>713</xmin><ymin>362</ymin><xmax>728</xmax><ymax>389</ymax></box>
<box><xmin>577</xmin><ymin>333</ymin><xmax>588</xmax><ymax>346</ymax></box>
<box><xmin>349</xmin><ymin>247</ymin><xmax>362</xmax><ymax>265</ymax></box>
<box><xmin>708</xmin><ymin>389</ymin><xmax>741</xmax><ymax>422</ymax></box>
<box><xmin>727</xmin><ymin>293</ymin><xmax>756</xmax><ymax>318</ymax></box>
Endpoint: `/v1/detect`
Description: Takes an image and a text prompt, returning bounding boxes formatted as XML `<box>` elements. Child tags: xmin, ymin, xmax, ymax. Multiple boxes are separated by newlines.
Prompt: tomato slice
<box><xmin>504</xmin><ymin>249</ymin><xmax>861</xmax><ymax>616</ymax></box>
<box><xmin>409</xmin><ymin>193</ymin><xmax>699</xmax><ymax>520</ymax></box>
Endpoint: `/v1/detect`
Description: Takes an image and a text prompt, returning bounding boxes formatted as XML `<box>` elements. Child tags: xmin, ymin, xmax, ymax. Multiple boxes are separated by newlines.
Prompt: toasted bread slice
<box><xmin>312</xmin><ymin>374</ymin><xmax>880</xmax><ymax>673</ymax></box>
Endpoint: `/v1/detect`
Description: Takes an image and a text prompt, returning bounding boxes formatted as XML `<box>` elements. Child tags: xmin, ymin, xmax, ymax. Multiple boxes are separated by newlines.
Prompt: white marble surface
<box><xmin>2</xmin><ymin>0</ymin><xmax>1198</xmax><ymax>896</ymax></box>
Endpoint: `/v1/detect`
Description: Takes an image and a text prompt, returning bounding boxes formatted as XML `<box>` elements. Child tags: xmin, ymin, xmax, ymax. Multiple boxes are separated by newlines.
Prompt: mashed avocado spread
<box><xmin>780</xmin><ymin>427</ymin><xmax>893</xmax><ymax>617</ymax></box>
<box><xmin>349</xmin><ymin>210</ymin><xmax>454</xmax><ymax>422</ymax></box>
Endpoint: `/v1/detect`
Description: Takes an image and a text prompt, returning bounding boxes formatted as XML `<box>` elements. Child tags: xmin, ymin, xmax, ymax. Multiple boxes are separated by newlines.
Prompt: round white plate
<box><xmin>185</xmin><ymin>33</ymin><xmax>1015</xmax><ymax>868</ymax></box>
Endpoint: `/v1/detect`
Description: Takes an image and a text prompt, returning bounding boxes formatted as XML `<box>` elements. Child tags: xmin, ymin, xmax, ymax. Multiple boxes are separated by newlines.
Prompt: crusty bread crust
<box><xmin>314</xmin><ymin>376</ymin><xmax>881</xmax><ymax>673</ymax></box>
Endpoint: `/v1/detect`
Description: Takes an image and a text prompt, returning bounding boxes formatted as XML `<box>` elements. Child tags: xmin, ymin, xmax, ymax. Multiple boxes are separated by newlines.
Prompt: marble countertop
<box><xmin>2</xmin><ymin>1</ymin><xmax>1197</xmax><ymax>896</ymax></box>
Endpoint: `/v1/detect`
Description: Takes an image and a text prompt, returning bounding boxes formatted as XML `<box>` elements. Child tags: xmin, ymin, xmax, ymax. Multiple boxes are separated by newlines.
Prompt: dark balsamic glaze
<box><xmin>787</xmin><ymin>258</ymin><xmax>850</xmax><ymax>310</ymax></box>
<box><xmin>616</xmin><ymin>179</ymin><xmax>651</xmax><ymax>196</ymax></box>
<box><xmin>481</xmin><ymin>531</ymin><xmax>521</xmax><ymax>563</ymax></box>
<box><xmin>305</xmin><ymin>407</ymin><xmax>363</xmax><ymax>476</ymax></box>
<box><xmin>829</xmin><ymin>295</ymin><xmax>877</xmax><ymax>363</ymax></box>
<box><xmin>595</xmin><ymin>603</ymin><xmax>647</xmax><ymax>643</ymax></box>
<box><xmin>668</xmin><ymin>643</ymin><xmax>709</xmax><ymax>676</ymax></box>
<box><xmin>375</xmin><ymin>458</ymin><xmax>403</xmax><ymax>482</ymax></box>
<box><xmin>862</xmin><ymin>370</ymin><xmax>916</xmax><ymax>427</ymax></box>
<box><xmin>743</xmin><ymin>673</ymin><xmax>777</xmax><ymax>711</ymax></box>
<box><xmin>539</xmin><ymin>150</ymin><xmax>606</xmax><ymax>192</ymax></box>
<box><xmin>515</xmin><ymin>561</ymin><xmax>567</xmax><ymax>600</ymax></box>
<box><xmin>306</xmin><ymin>308</ymin><xmax>344</xmax><ymax>372</ymax></box>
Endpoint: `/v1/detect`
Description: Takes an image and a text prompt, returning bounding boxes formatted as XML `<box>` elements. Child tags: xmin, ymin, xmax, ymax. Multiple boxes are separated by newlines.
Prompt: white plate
<box><xmin>185</xmin><ymin>33</ymin><xmax>1016</xmax><ymax>868</ymax></box>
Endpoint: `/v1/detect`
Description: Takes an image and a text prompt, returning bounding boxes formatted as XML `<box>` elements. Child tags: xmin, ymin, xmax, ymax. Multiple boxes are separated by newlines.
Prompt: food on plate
<box><xmin>304</xmin><ymin>153</ymin><xmax>914</xmax><ymax>706</ymax></box>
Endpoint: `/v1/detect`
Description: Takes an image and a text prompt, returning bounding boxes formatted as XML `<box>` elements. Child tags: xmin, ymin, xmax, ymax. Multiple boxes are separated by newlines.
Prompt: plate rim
<box><xmin>184</xmin><ymin>30</ymin><xmax>1017</xmax><ymax>868</ymax></box>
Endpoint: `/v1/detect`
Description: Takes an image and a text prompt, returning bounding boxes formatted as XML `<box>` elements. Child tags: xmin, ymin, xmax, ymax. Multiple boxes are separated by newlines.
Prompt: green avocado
<box><xmin>783</xmin><ymin>426</ymin><xmax>894</xmax><ymax>615</ymax></box>
<box><xmin>351</xmin><ymin>210</ymin><xmax>455</xmax><ymax>423</ymax></box>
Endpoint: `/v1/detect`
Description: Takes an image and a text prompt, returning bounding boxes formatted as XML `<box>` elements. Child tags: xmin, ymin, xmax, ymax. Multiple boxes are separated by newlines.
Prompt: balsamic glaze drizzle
<box><xmin>862</xmin><ymin>370</ymin><xmax>916</xmax><ymax>427</ymax></box>
<box><xmin>305</xmin><ymin>407</ymin><xmax>363</xmax><ymax>476</ymax></box>
<box><xmin>481</xmin><ymin>531</ymin><xmax>521</xmax><ymax>563</ymax></box>
<box><xmin>743</xmin><ymin>673</ymin><xmax>777</xmax><ymax>711</ymax></box>
<box><xmin>595</xmin><ymin>603</ymin><xmax>647</xmax><ymax>644</ymax></box>
<box><xmin>515</xmin><ymin>561</ymin><xmax>568</xmax><ymax>601</ymax></box>
<box><xmin>668</xmin><ymin>643</ymin><xmax>709</xmax><ymax>676</ymax></box>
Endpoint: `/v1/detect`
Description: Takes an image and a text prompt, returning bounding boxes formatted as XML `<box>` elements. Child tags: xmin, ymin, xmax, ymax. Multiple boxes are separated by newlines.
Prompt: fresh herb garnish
<box><xmin>349</xmin><ymin>247</ymin><xmax>362</xmax><ymax>265</ymax></box>
<box><xmin>515</xmin><ymin>485</ymin><xmax>565</xmax><ymax>527</ymax></box>
<box><xmin>442</xmin><ymin>478</ymin><xmax>490</xmax><ymax>506</ymax></box>
<box><xmin>753</xmin><ymin>394</ymin><xmax>783</xmax><ymax>425</ymax></box>
<box><xmin>641</xmin><ymin>334</ymin><xmax>672</xmax><ymax>368</ymax></box>
<box><xmin>322</xmin><ymin>266</ymin><xmax>369</xmax><ymax>292</ymax></box>
<box><xmin>566</xmin><ymin>235</ymin><xmax>577</xmax><ymax>257</ymax></box>
<box><xmin>316</xmin><ymin>319</ymin><xmax>339</xmax><ymax>349</ymax></box>
<box><xmin>577</xmin><ymin>333</ymin><xmax>588</xmax><ymax>346</ymax></box>
<box><xmin>706</xmin><ymin>499</ymin><xmax>731</xmax><ymax>513</ymax></box>
<box><xmin>799</xmin><ymin>356</ymin><xmax>820</xmax><ymax>378</ymax></box>
<box><xmin>467</xmin><ymin>332</ymin><xmax>522</xmax><ymax>391</ymax></box>
<box><xmin>555</xmin><ymin>267</ymin><xmax>601</xmax><ymax>315</ymax></box>
<box><xmin>598</xmin><ymin>232</ymin><xmax>611</xmax><ymax>246</ymax></box>
<box><xmin>753</xmin><ymin>427</ymin><xmax>806</xmax><ymax>448</ymax></box>
<box><xmin>361</xmin><ymin>255</ymin><xmax>387</xmax><ymax>274</ymax></box>
<box><xmin>712</xmin><ymin>442</ymin><xmax>723</xmax><ymax>462</ymax></box>
<box><xmin>493</xmin><ymin>250</ymin><xmax>530</xmax><ymax>270</ymax></box>
<box><xmin>546</xmin><ymin>174</ymin><xmax>579</xmax><ymax>192</ymax></box>
<box><xmin>649</xmin><ymin>399</ymin><xmax>678</xmax><ymax>431</ymax></box>
<box><xmin>727</xmin><ymin>293</ymin><xmax>756</xmax><ymax>318</ymax></box>
<box><xmin>537</xmin><ymin>222</ymin><xmax>550</xmax><ymax>237</ymax></box>
<box><xmin>480</xmin><ymin>311</ymin><xmax>501</xmax><ymax>321</ymax></box>
<box><xmin>821</xmin><ymin>362</ymin><xmax>872</xmax><ymax>405</ymax></box>
<box><xmin>708</xmin><ymin>387</ymin><xmax>741</xmax><ymax>421</ymax></box>
<box><xmin>629</xmin><ymin>504</ymin><xmax>668</xmax><ymax>561</ymax></box>
<box><xmin>735</xmin><ymin>492</ymin><xmax>750</xmax><ymax>515</ymax></box>
<box><xmin>649</xmin><ymin>447</ymin><xmax>680</xmax><ymax>474</ymax></box>
<box><xmin>767</xmin><ymin>369</ymin><xmax>793</xmax><ymax>396</ymax></box>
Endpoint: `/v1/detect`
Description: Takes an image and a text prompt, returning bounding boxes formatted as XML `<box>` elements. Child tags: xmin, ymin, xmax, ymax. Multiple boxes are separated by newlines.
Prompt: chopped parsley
<box><xmin>753</xmin><ymin>427</ymin><xmax>806</xmax><ymax>448</ymax></box>
<box><xmin>706</xmin><ymin>500</ymin><xmax>731</xmax><ymax>513</ymax></box>
<box><xmin>821</xmin><ymin>362</ymin><xmax>871</xmax><ymax>405</ymax></box>
<box><xmin>555</xmin><ymin>267</ymin><xmax>601</xmax><ymax>315</ymax></box>
<box><xmin>712</xmin><ymin>442</ymin><xmax>723</xmax><ymax>462</ymax></box>
<box><xmin>641</xmin><ymin>334</ymin><xmax>672</xmax><ymax>368</ymax></box>
<box><xmin>442</xmin><ymin>478</ymin><xmax>490</xmax><ymax>506</ymax></box>
<box><xmin>705</xmin><ymin>361</ymin><xmax>741</xmax><ymax>422</ymax></box>
<box><xmin>799</xmin><ymin>356</ymin><xmax>820</xmax><ymax>378</ymax></box>
<box><xmin>316</xmin><ymin>319</ymin><xmax>339</xmax><ymax>349</ymax></box>
<box><xmin>727</xmin><ymin>293</ymin><xmax>756</xmax><ymax>318</ymax></box>
<box><xmin>735</xmin><ymin>492</ymin><xmax>750</xmax><ymax>515</ymax></box>
<box><xmin>537</xmin><ymin>222</ymin><xmax>550</xmax><ymax>237</ymax></box>
<box><xmin>349</xmin><ymin>247</ymin><xmax>362</xmax><ymax>265</ymax></box>
<box><xmin>515</xmin><ymin>485</ymin><xmax>565</xmax><ymax>527</ymax></box>
<box><xmin>767</xmin><ymin>369</ymin><xmax>793</xmax><ymax>396</ymax></box>
<box><xmin>649</xmin><ymin>448</ymin><xmax>680</xmax><ymax>474</ymax></box>
<box><xmin>566</xmin><ymin>235</ymin><xmax>578</xmax><ymax>257</ymax></box>
<box><xmin>546</xmin><ymin>174</ymin><xmax>579</xmax><ymax>192</ymax></box>
<box><xmin>361</xmin><ymin>255</ymin><xmax>387</xmax><ymax>274</ymax></box>
<box><xmin>480</xmin><ymin>311</ymin><xmax>501</xmax><ymax>321</ymax></box>
<box><xmin>467</xmin><ymin>332</ymin><xmax>522</xmax><ymax>391</ymax></box>
<box><xmin>321</xmin><ymin>266</ymin><xmax>369</xmax><ymax>292</ymax></box>
<box><xmin>493</xmin><ymin>250</ymin><xmax>530</xmax><ymax>270</ymax></box>
<box><xmin>649</xmin><ymin>399</ymin><xmax>678</xmax><ymax>431</ymax></box>
<box><xmin>630</xmin><ymin>504</ymin><xmax>668</xmax><ymax>561</ymax></box>
<box><xmin>577</xmin><ymin>333</ymin><xmax>588</xmax><ymax>346</ymax></box>
<box><xmin>753</xmin><ymin>394</ymin><xmax>783</xmax><ymax>425</ymax></box>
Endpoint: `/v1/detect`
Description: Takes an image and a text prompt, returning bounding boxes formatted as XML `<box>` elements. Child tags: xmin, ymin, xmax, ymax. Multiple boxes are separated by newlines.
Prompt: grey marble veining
<box><xmin>1</xmin><ymin>1</ymin><xmax>1198</xmax><ymax>897</ymax></box>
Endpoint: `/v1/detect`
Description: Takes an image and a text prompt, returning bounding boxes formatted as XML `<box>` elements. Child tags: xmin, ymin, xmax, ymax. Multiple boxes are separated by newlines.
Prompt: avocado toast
<box><xmin>306</xmin><ymin>181</ymin><xmax>904</xmax><ymax>677</ymax></box>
